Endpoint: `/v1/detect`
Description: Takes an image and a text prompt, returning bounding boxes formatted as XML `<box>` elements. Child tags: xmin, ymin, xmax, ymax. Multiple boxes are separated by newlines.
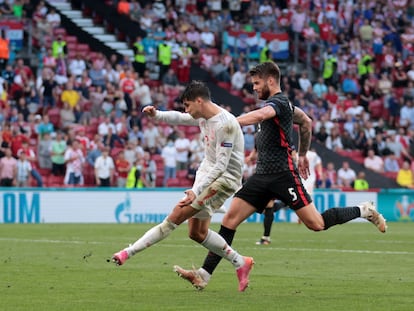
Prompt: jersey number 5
<box><xmin>288</xmin><ymin>187</ymin><xmax>298</xmax><ymax>201</ymax></box>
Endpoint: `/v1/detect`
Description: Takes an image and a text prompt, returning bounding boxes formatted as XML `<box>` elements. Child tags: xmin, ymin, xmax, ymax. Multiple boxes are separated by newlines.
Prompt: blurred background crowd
<box><xmin>0</xmin><ymin>0</ymin><xmax>413</xmax><ymax>190</ymax></box>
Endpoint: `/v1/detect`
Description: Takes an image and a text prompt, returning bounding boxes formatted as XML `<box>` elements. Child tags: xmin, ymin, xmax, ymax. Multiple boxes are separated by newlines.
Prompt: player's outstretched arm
<box><xmin>237</xmin><ymin>106</ymin><xmax>275</xmax><ymax>126</ymax></box>
<box><xmin>142</xmin><ymin>105</ymin><xmax>157</xmax><ymax>117</ymax></box>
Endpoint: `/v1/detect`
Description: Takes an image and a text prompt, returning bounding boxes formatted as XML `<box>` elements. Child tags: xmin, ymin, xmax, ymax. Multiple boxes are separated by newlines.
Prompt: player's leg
<box><xmin>256</xmin><ymin>200</ymin><xmax>275</xmax><ymax>245</ymax></box>
<box><xmin>285</xmin><ymin>170</ymin><xmax>387</xmax><ymax>233</ymax></box>
<box><xmin>112</xmin><ymin>204</ymin><xmax>200</xmax><ymax>265</ymax></box>
<box><xmin>296</xmin><ymin>202</ymin><xmax>387</xmax><ymax>232</ymax></box>
<box><xmin>174</xmin><ymin>217</ymin><xmax>211</xmax><ymax>290</ymax></box>
<box><xmin>175</xmin><ymin>178</ymin><xmax>259</xmax><ymax>291</ymax></box>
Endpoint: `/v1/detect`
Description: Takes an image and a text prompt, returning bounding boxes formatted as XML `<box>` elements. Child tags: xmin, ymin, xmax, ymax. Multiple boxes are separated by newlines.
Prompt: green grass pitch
<box><xmin>1</xmin><ymin>222</ymin><xmax>413</xmax><ymax>311</ymax></box>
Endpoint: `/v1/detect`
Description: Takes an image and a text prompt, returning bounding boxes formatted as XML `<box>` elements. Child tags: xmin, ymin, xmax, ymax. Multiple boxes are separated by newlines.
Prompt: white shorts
<box><xmin>191</xmin><ymin>176</ymin><xmax>240</xmax><ymax>220</ymax></box>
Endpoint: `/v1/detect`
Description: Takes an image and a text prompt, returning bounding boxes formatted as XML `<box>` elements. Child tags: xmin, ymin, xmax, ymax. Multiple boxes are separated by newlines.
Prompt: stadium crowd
<box><xmin>0</xmin><ymin>0</ymin><xmax>414</xmax><ymax>189</ymax></box>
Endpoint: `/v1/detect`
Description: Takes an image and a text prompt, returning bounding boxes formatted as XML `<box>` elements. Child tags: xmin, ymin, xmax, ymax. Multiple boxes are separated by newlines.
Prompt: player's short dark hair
<box><xmin>180</xmin><ymin>80</ymin><xmax>211</xmax><ymax>102</ymax></box>
<box><xmin>249</xmin><ymin>61</ymin><xmax>281</xmax><ymax>83</ymax></box>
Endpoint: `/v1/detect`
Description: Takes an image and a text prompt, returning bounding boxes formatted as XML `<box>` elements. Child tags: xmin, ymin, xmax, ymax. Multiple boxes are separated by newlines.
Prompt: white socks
<box><xmin>201</xmin><ymin>229</ymin><xmax>245</xmax><ymax>269</ymax></box>
<box><xmin>126</xmin><ymin>218</ymin><xmax>177</xmax><ymax>256</ymax></box>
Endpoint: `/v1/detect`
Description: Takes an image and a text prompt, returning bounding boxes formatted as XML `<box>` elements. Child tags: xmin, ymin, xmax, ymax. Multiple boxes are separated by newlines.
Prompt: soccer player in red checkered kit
<box><xmin>174</xmin><ymin>61</ymin><xmax>387</xmax><ymax>290</ymax></box>
<box><xmin>111</xmin><ymin>81</ymin><xmax>254</xmax><ymax>291</ymax></box>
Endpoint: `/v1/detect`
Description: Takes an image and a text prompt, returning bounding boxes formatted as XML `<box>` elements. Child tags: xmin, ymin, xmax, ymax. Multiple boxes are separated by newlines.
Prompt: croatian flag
<box><xmin>224</xmin><ymin>30</ymin><xmax>259</xmax><ymax>56</ymax></box>
<box><xmin>259</xmin><ymin>32</ymin><xmax>290</xmax><ymax>60</ymax></box>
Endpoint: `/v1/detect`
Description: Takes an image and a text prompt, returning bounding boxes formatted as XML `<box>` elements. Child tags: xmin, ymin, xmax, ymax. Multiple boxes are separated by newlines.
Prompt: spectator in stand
<box><xmin>399</xmin><ymin>98</ymin><xmax>414</xmax><ymax>130</ymax></box>
<box><xmin>337</xmin><ymin>161</ymin><xmax>356</xmax><ymax>188</ymax></box>
<box><xmin>315</xmin><ymin>125</ymin><xmax>329</xmax><ymax>145</ymax></box>
<box><xmin>396</xmin><ymin>160</ymin><xmax>414</xmax><ymax>189</ymax></box>
<box><xmin>51</xmin><ymin>35</ymin><xmax>67</xmax><ymax>59</ymax></box>
<box><xmin>126</xmin><ymin>157</ymin><xmax>149</xmax><ymax>188</ymax></box>
<box><xmin>162</xmin><ymin>69</ymin><xmax>183</xmax><ymax>92</ymax></box>
<box><xmin>115</xmin><ymin>150</ymin><xmax>130</xmax><ymax>188</ymax></box>
<box><xmin>177</xmin><ymin>40</ymin><xmax>193</xmax><ymax>83</ymax></box>
<box><xmin>103</xmin><ymin>127</ymin><xmax>124</xmax><ymax>149</ymax></box>
<box><xmin>98</xmin><ymin>116</ymin><xmax>116</xmax><ymax>137</ymax></box>
<box><xmin>174</xmin><ymin>130</ymin><xmax>190</xmax><ymax>171</ymax></box>
<box><xmin>17</xmin><ymin>140</ymin><xmax>43</xmax><ymax>187</ymax></box>
<box><xmin>50</xmin><ymin>131</ymin><xmax>66</xmax><ymax>176</ymax></box>
<box><xmin>42</xmin><ymin>48</ymin><xmax>57</xmax><ymax>70</ymax></box>
<box><xmin>37</xmin><ymin>131</ymin><xmax>52</xmax><ymax>170</ymax></box>
<box><xmin>320</xmin><ymin>162</ymin><xmax>339</xmax><ymax>189</ymax></box>
<box><xmin>243</xmin><ymin>126</ymin><xmax>255</xmax><ymax>153</ymax></box>
<box><xmin>157</xmin><ymin>40</ymin><xmax>172</xmax><ymax>81</ymax></box>
<box><xmin>387</xmin><ymin>131</ymin><xmax>412</xmax><ymax>161</ymax></box>
<box><xmin>161</xmin><ymin>139</ymin><xmax>177</xmax><ymax>186</ymax></box>
<box><xmin>325</xmin><ymin>127</ymin><xmax>343</xmax><ymax>152</ymax></box>
<box><xmin>64</xmin><ymin>139</ymin><xmax>84</xmax><ymax>186</ymax></box>
<box><xmin>126</xmin><ymin>109</ymin><xmax>142</xmax><ymax>132</ymax></box>
<box><xmin>128</xmin><ymin>124</ymin><xmax>144</xmax><ymax>144</ymax></box>
<box><xmin>209</xmin><ymin>55</ymin><xmax>231</xmax><ymax>82</ymax></box>
<box><xmin>86</xmin><ymin>140</ymin><xmax>103</xmax><ymax>167</ymax></box>
<box><xmin>384</xmin><ymin>152</ymin><xmax>400</xmax><ymax>173</ymax></box>
<box><xmin>123</xmin><ymin>140</ymin><xmax>138</xmax><ymax>167</ymax></box>
<box><xmin>89</xmin><ymin>61</ymin><xmax>106</xmax><ymax>89</ymax></box>
<box><xmin>364</xmin><ymin>149</ymin><xmax>384</xmax><ymax>173</ymax></box>
<box><xmin>46</xmin><ymin>7</ymin><xmax>61</xmax><ymax>29</ymax></box>
<box><xmin>41</xmin><ymin>69</ymin><xmax>58</xmax><ymax>112</ymax></box>
<box><xmin>69</xmin><ymin>53</ymin><xmax>87</xmax><ymax>79</ymax></box>
<box><xmin>188</xmin><ymin>132</ymin><xmax>204</xmax><ymax>163</ymax></box>
<box><xmin>143</xmin><ymin>151</ymin><xmax>156</xmax><ymax>188</ymax></box>
<box><xmin>61</xmin><ymin>81</ymin><xmax>81</xmax><ymax>110</ymax></box>
<box><xmin>199</xmin><ymin>25</ymin><xmax>215</xmax><ymax>48</ymax></box>
<box><xmin>36</xmin><ymin>114</ymin><xmax>54</xmax><ymax>140</ymax></box>
<box><xmin>94</xmin><ymin>146</ymin><xmax>115</xmax><ymax>187</ymax></box>
<box><xmin>353</xmin><ymin>171</ymin><xmax>369</xmax><ymax>191</ymax></box>
<box><xmin>142</xmin><ymin>120</ymin><xmax>159</xmax><ymax>153</ymax></box>
<box><xmin>0</xmin><ymin>147</ymin><xmax>17</xmax><ymax>186</ymax></box>
<box><xmin>117</xmin><ymin>0</ymin><xmax>130</xmax><ymax>15</ymax></box>
<box><xmin>342</xmin><ymin>72</ymin><xmax>360</xmax><ymax>95</ymax></box>
<box><xmin>341</xmin><ymin>129</ymin><xmax>356</xmax><ymax>150</ymax></box>
<box><xmin>298</xmin><ymin>71</ymin><xmax>312</xmax><ymax>93</ymax></box>
<box><xmin>119</xmin><ymin>69</ymin><xmax>136</xmax><ymax>113</ymax></box>
<box><xmin>313</xmin><ymin>76</ymin><xmax>328</xmax><ymax>99</ymax></box>
<box><xmin>16</xmin><ymin>151</ymin><xmax>32</xmax><ymax>187</ymax></box>
<box><xmin>59</xmin><ymin>101</ymin><xmax>76</xmax><ymax>129</ymax></box>
<box><xmin>377</xmin><ymin>71</ymin><xmax>393</xmax><ymax>108</ymax></box>
<box><xmin>393</xmin><ymin>61</ymin><xmax>408</xmax><ymax>89</ymax></box>
<box><xmin>231</xmin><ymin>66</ymin><xmax>247</xmax><ymax>91</ymax></box>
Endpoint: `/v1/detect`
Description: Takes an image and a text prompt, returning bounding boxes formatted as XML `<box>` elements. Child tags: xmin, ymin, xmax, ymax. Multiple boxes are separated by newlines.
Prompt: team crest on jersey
<box><xmin>221</xmin><ymin>142</ymin><xmax>233</xmax><ymax>147</ymax></box>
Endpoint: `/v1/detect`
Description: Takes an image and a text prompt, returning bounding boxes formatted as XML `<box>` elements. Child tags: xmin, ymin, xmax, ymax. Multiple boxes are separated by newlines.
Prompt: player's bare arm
<box><xmin>293</xmin><ymin>107</ymin><xmax>312</xmax><ymax>179</ymax></box>
<box><xmin>292</xmin><ymin>107</ymin><xmax>312</xmax><ymax>156</ymax></box>
<box><xmin>237</xmin><ymin>106</ymin><xmax>275</xmax><ymax>126</ymax></box>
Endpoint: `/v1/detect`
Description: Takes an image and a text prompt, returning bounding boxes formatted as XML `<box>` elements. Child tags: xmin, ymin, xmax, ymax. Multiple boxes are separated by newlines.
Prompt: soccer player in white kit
<box><xmin>111</xmin><ymin>81</ymin><xmax>254</xmax><ymax>291</ymax></box>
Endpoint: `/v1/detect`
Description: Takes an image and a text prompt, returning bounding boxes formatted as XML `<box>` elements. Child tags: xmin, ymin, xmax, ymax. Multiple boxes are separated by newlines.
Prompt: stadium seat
<box><xmin>76</xmin><ymin>43</ymin><xmax>90</xmax><ymax>53</ymax></box>
<box><xmin>176</xmin><ymin>170</ymin><xmax>188</xmax><ymax>179</ymax></box>
<box><xmin>217</xmin><ymin>81</ymin><xmax>231</xmax><ymax>91</ymax></box>
<box><xmin>48</xmin><ymin>108</ymin><xmax>61</xmax><ymax>128</ymax></box>
<box><xmin>53</xmin><ymin>28</ymin><xmax>67</xmax><ymax>37</ymax></box>
<box><xmin>368</xmin><ymin>100</ymin><xmax>384</xmax><ymax>119</ymax></box>
<box><xmin>178</xmin><ymin>179</ymin><xmax>193</xmax><ymax>187</ymax></box>
<box><xmin>65</xmin><ymin>35</ymin><xmax>78</xmax><ymax>45</ymax></box>
<box><xmin>166</xmin><ymin>178</ymin><xmax>181</xmax><ymax>187</ymax></box>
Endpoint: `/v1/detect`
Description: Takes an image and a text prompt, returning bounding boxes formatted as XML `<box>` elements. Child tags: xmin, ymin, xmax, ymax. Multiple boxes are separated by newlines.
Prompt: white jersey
<box><xmin>155</xmin><ymin>107</ymin><xmax>244</xmax><ymax>196</ymax></box>
<box><xmin>301</xmin><ymin>150</ymin><xmax>321</xmax><ymax>195</ymax></box>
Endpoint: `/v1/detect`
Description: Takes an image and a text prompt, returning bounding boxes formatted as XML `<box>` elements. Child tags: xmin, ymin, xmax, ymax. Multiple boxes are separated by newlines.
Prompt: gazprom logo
<box><xmin>114</xmin><ymin>193</ymin><xmax>167</xmax><ymax>223</ymax></box>
<box><xmin>1</xmin><ymin>193</ymin><xmax>40</xmax><ymax>223</ymax></box>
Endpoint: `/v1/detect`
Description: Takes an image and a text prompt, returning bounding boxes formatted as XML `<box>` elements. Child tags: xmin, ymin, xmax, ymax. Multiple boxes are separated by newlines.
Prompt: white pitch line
<box><xmin>0</xmin><ymin>238</ymin><xmax>104</xmax><ymax>245</ymax></box>
<box><xmin>1</xmin><ymin>238</ymin><xmax>412</xmax><ymax>255</ymax></box>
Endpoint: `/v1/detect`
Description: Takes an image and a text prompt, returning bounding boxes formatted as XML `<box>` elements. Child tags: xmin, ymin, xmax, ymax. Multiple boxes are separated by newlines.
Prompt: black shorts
<box><xmin>234</xmin><ymin>171</ymin><xmax>312</xmax><ymax>214</ymax></box>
